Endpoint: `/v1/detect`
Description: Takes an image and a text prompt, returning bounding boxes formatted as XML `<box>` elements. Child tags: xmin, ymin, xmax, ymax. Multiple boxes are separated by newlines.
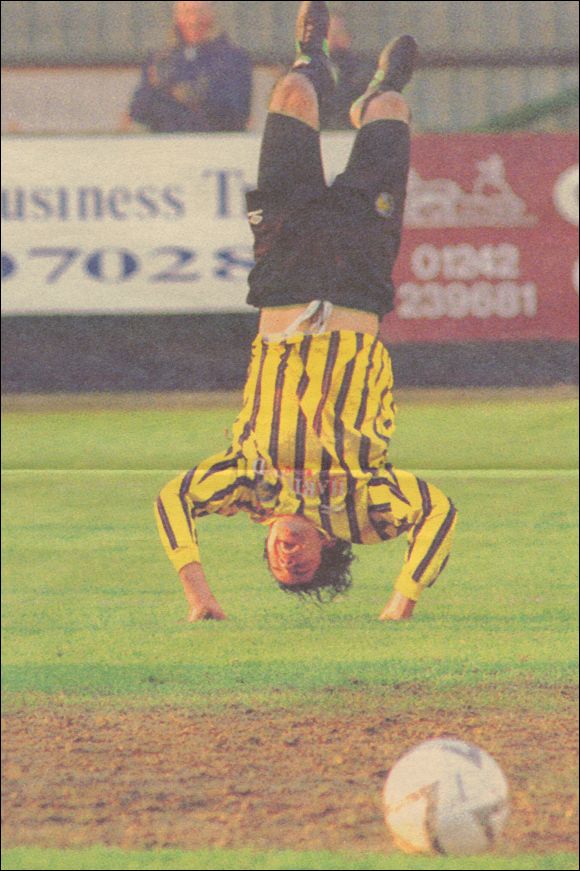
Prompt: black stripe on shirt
<box><xmin>352</xmin><ymin>338</ymin><xmax>381</xmax><ymax>473</ymax></box>
<box><xmin>370</xmin><ymin>475</ymin><xmax>412</xmax><ymax>507</ymax></box>
<box><xmin>371</xmin><ymin>376</ymin><xmax>395</xmax><ymax>450</ymax></box>
<box><xmin>191</xmin><ymin>476</ymin><xmax>256</xmax><ymax>512</ymax></box>
<box><xmin>297</xmin><ymin>334</ymin><xmax>312</xmax><ymax>398</ymax></box>
<box><xmin>318</xmin><ymin>447</ymin><xmax>334</xmax><ymax>537</ymax></box>
<box><xmin>157</xmin><ymin>496</ymin><xmax>178</xmax><ymax>551</ymax></box>
<box><xmin>354</xmin><ymin>337</ymin><xmax>379</xmax><ymax>430</ymax></box>
<box><xmin>413</xmin><ymin>503</ymin><xmax>457</xmax><ymax>582</ymax></box>
<box><xmin>179</xmin><ymin>467</ymin><xmax>197</xmax><ymax>536</ymax></box>
<box><xmin>241</xmin><ymin>341</ymin><xmax>268</xmax><ymax>444</ymax></box>
<box><xmin>370</xmin><ymin>502</ymin><xmax>393</xmax><ymax>513</ymax></box>
<box><xmin>373</xmin><ymin>352</ymin><xmax>386</xmax><ymax>390</ymax></box>
<box><xmin>293</xmin><ymin>336</ymin><xmax>313</xmax><ymax>516</ymax></box>
<box><xmin>381</xmin><ymin>466</ymin><xmax>413</xmax><ymax>506</ymax></box>
<box><xmin>269</xmin><ymin>343</ymin><xmax>293</xmax><ymax>468</ymax></box>
<box><xmin>313</xmin><ymin>332</ymin><xmax>341</xmax><ymax>436</ymax></box>
<box><xmin>429</xmin><ymin>555</ymin><xmax>450</xmax><ymax>588</ymax></box>
<box><xmin>407</xmin><ymin>478</ymin><xmax>433</xmax><ymax>561</ymax></box>
<box><xmin>334</xmin><ymin>334</ymin><xmax>364</xmax><ymax>544</ymax></box>
<box><xmin>199</xmin><ymin>457</ymin><xmax>239</xmax><ymax>484</ymax></box>
<box><xmin>359</xmin><ymin>434</ymin><xmax>373</xmax><ymax>473</ymax></box>
<box><xmin>369</xmin><ymin>500</ymin><xmax>394</xmax><ymax>541</ymax></box>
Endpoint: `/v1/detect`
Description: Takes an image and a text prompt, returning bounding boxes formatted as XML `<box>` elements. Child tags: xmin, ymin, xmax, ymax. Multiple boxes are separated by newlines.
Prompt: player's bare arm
<box><xmin>380</xmin><ymin>591</ymin><xmax>417</xmax><ymax>622</ymax></box>
<box><xmin>179</xmin><ymin>562</ymin><xmax>227</xmax><ymax>622</ymax></box>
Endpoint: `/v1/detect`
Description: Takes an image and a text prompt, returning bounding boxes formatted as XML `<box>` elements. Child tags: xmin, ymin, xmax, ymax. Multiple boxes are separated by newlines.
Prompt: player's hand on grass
<box><xmin>379</xmin><ymin>591</ymin><xmax>416</xmax><ymax>622</ymax></box>
<box><xmin>179</xmin><ymin>563</ymin><xmax>227</xmax><ymax>623</ymax></box>
<box><xmin>187</xmin><ymin>599</ymin><xmax>227</xmax><ymax>622</ymax></box>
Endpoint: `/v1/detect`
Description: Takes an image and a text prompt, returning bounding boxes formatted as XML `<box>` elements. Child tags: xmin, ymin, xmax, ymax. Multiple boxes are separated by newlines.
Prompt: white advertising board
<box><xmin>3</xmin><ymin>132</ymin><xmax>578</xmax><ymax>344</ymax></box>
<box><xmin>1</xmin><ymin>134</ymin><xmax>353</xmax><ymax>315</ymax></box>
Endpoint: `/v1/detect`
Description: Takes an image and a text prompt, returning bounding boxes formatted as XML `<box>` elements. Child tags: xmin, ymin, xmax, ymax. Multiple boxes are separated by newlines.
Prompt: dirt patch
<box><xmin>2</xmin><ymin>704</ymin><xmax>578</xmax><ymax>855</ymax></box>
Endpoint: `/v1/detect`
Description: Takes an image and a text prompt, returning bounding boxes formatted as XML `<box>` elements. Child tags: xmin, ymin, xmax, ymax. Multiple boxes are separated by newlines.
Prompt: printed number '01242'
<box><xmin>411</xmin><ymin>244</ymin><xmax>520</xmax><ymax>282</ymax></box>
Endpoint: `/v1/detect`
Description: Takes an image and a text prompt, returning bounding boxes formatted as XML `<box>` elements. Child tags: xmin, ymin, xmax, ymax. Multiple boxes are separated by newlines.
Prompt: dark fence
<box><xmin>2</xmin><ymin>1</ymin><xmax>579</xmax><ymax>66</ymax></box>
<box><xmin>2</xmin><ymin>314</ymin><xmax>577</xmax><ymax>393</ymax></box>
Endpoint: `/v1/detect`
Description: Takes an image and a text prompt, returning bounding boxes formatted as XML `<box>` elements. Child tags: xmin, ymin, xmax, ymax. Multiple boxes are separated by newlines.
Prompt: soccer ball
<box><xmin>383</xmin><ymin>738</ymin><xmax>509</xmax><ymax>855</ymax></box>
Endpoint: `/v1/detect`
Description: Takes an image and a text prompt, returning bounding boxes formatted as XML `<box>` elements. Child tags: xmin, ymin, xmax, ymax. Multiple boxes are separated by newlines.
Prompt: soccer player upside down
<box><xmin>155</xmin><ymin>2</ymin><xmax>457</xmax><ymax>622</ymax></box>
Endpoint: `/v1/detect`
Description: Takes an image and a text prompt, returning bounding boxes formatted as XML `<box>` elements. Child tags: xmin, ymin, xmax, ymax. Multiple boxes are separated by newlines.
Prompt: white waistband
<box><xmin>263</xmin><ymin>300</ymin><xmax>334</xmax><ymax>342</ymax></box>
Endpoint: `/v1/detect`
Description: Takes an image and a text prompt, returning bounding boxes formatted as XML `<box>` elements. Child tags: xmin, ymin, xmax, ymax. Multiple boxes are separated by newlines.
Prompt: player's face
<box><xmin>174</xmin><ymin>1</ymin><xmax>216</xmax><ymax>45</ymax></box>
<box><xmin>266</xmin><ymin>516</ymin><xmax>326</xmax><ymax>587</ymax></box>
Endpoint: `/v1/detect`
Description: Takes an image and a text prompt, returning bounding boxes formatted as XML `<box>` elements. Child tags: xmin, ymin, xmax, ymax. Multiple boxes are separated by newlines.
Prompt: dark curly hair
<box><xmin>264</xmin><ymin>538</ymin><xmax>356</xmax><ymax>603</ymax></box>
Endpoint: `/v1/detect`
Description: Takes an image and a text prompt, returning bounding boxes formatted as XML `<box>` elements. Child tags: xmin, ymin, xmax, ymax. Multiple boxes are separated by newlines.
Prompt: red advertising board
<box><xmin>384</xmin><ymin>134</ymin><xmax>579</xmax><ymax>344</ymax></box>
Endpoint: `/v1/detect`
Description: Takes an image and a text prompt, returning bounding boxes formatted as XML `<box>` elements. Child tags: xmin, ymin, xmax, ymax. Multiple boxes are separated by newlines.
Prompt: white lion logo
<box><xmin>404</xmin><ymin>153</ymin><xmax>537</xmax><ymax>228</ymax></box>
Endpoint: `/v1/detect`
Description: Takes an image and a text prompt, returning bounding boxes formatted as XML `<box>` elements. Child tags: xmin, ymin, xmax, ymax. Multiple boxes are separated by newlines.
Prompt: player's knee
<box><xmin>269</xmin><ymin>72</ymin><xmax>317</xmax><ymax>117</ymax></box>
<box><xmin>363</xmin><ymin>91</ymin><xmax>410</xmax><ymax>125</ymax></box>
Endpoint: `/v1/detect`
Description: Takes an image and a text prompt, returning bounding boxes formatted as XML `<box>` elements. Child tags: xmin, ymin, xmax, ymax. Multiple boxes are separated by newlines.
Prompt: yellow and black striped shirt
<box><xmin>156</xmin><ymin>330</ymin><xmax>457</xmax><ymax>600</ymax></box>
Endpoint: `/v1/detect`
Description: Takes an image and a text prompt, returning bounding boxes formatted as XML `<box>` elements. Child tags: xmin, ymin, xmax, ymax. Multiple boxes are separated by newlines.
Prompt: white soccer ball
<box><xmin>383</xmin><ymin>738</ymin><xmax>509</xmax><ymax>855</ymax></box>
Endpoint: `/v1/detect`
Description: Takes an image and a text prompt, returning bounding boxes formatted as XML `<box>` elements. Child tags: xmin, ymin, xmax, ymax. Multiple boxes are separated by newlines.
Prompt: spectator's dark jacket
<box><xmin>130</xmin><ymin>33</ymin><xmax>252</xmax><ymax>132</ymax></box>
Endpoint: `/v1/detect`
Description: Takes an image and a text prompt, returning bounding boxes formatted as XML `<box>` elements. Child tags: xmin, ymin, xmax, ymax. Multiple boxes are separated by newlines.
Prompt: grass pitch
<box><xmin>1</xmin><ymin>848</ymin><xmax>578</xmax><ymax>870</ymax></box>
<box><xmin>1</xmin><ymin>390</ymin><xmax>578</xmax><ymax>870</ymax></box>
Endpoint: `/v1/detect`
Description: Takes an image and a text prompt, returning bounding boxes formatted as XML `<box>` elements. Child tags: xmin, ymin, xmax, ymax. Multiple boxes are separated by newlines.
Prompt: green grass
<box><xmin>1</xmin><ymin>468</ymin><xmax>578</xmax><ymax>704</ymax></box>
<box><xmin>2</xmin><ymin>395</ymin><xmax>578</xmax><ymax>704</ymax></box>
<box><xmin>2</xmin><ymin>393</ymin><xmax>578</xmax><ymax>870</ymax></box>
<box><xmin>2</xmin><ymin>394</ymin><xmax>578</xmax><ymax>471</ymax></box>
<box><xmin>1</xmin><ymin>848</ymin><xmax>578</xmax><ymax>871</ymax></box>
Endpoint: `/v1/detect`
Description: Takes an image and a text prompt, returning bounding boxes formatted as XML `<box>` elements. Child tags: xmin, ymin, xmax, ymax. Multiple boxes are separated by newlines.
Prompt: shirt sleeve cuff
<box><xmin>167</xmin><ymin>546</ymin><xmax>202</xmax><ymax>574</ymax></box>
<box><xmin>394</xmin><ymin>569</ymin><xmax>422</xmax><ymax>602</ymax></box>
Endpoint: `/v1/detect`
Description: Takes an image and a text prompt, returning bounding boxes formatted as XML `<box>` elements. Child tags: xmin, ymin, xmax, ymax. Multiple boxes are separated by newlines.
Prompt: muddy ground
<box><xmin>2</xmin><ymin>700</ymin><xmax>578</xmax><ymax>855</ymax></box>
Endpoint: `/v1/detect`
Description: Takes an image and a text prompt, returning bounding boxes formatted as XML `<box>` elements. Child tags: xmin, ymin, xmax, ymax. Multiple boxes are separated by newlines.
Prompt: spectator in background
<box><xmin>128</xmin><ymin>1</ymin><xmax>252</xmax><ymax>132</ymax></box>
<box><xmin>322</xmin><ymin>12</ymin><xmax>375</xmax><ymax>130</ymax></box>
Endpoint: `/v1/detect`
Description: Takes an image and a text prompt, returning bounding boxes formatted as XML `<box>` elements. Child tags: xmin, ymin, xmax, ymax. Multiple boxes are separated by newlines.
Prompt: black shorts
<box><xmin>246</xmin><ymin>119</ymin><xmax>410</xmax><ymax>319</ymax></box>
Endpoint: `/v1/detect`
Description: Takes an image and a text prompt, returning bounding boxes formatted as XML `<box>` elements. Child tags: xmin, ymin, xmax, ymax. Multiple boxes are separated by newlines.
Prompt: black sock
<box><xmin>337</xmin><ymin>120</ymin><xmax>410</xmax><ymax>197</ymax></box>
<box><xmin>292</xmin><ymin>56</ymin><xmax>335</xmax><ymax>108</ymax></box>
<box><xmin>257</xmin><ymin>113</ymin><xmax>324</xmax><ymax>195</ymax></box>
